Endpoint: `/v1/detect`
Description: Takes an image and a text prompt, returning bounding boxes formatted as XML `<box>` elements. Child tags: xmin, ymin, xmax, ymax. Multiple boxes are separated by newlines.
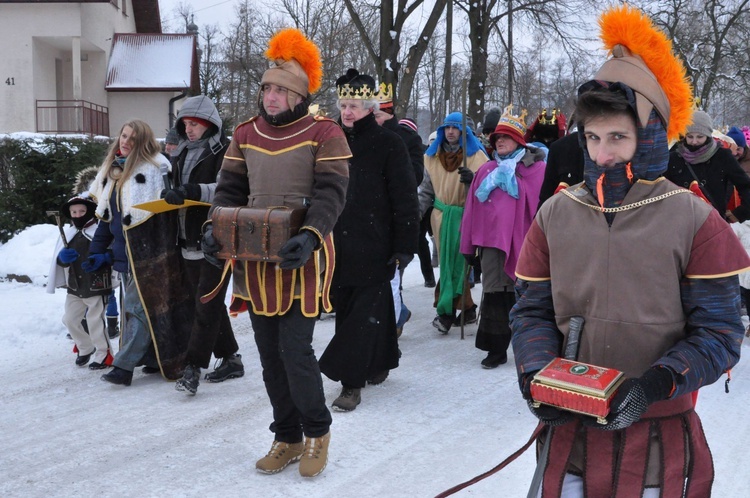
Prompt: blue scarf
<box><xmin>475</xmin><ymin>147</ymin><xmax>526</xmax><ymax>201</ymax></box>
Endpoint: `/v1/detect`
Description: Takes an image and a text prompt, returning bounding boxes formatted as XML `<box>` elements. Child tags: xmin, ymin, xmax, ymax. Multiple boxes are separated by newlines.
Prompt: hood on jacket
<box><xmin>175</xmin><ymin>95</ymin><xmax>223</xmax><ymax>155</ymax></box>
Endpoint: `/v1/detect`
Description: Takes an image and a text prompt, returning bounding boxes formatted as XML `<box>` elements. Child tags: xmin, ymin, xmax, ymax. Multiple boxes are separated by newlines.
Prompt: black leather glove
<box><xmin>521</xmin><ymin>371</ymin><xmax>573</xmax><ymax>426</ymax></box>
<box><xmin>463</xmin><ymin>252</ymin><xmax>478</xmax><ymax>267</ymax></box>
<box><xmin>278</xmin><ymin>231</ymin><xmax>317</xmax><ymax>270</ymax></box>
<box><xmin>458</xmin><ymin>166</ymin><xmax>474</xmax><ymax>185</ymax></box>
<box><xmin>387</xmin><ymin>253</ymin><xmax>414</xmax><ymax>270</ymax></box>
<box><xmin>161</xmin><ymin>184</ymin><xmax>202</xmax><ymax>205</ymax></box>
<box><xmin>200</xmin><ymin>222</ymin><xmax>223</xmax><ymax>268</ymax></box>
<box><xmin>586</xmin><ymin>367</ymin><xmax>674</xmax><ymax>431</ymax></box>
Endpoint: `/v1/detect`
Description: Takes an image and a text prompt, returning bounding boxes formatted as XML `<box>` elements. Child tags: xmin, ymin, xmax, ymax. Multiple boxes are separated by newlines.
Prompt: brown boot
<box><xmin>299</xmin><ymin>431</ymin><xmax>330</xmax><ymax>477</ymax></box>
<box><xmin>255</xmin><ymin>440</ymin><xmax>303</xmax><ymax>474</ymax></box>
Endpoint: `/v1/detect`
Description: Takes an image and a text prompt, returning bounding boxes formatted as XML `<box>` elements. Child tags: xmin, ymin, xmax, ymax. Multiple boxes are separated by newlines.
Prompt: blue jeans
<box><xmin>112</xmin><ymin>273</ymin><xmax>157</xmax><ymax>371</ymax></box>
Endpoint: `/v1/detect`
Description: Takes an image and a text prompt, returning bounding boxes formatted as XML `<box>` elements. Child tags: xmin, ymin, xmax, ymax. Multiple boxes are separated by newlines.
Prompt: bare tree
<box><xmin>342</xmin><ymin>0</ymin><xmax>448</xmax><ymax>117</ymax></box>
<box><xmin>635</xmin><ymin>0</ymin><xmax>750</xmax><ymax>118</ymax></box>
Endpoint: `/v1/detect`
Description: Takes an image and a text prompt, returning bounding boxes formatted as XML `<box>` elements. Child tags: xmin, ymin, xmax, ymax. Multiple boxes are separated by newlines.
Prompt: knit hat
<box><xmin>482</xmin><ymin>108</ymin><xmax>501</xmax><ymax>135</ymax></box>
<box><xmin>686</xmin><ymin>110</ymin><xmax>714</xmax><ymax>137</ymax></box>
<box><xmin>399</xmin><ymin>118</ymin><xmax>418</xmax><ymax>133</ymax></box>
<box><xmin>490</xmin><ymin>105</ymin><xmax>528</xmax><ymax>147</ymax></box>
<box><xmin>261</xmin><ymin>28</ymin><xmax>322</xmax><ymax>107</ymax></box>
<box><xmin>165</xmin><ymin>127</ymin><xmax>179</xmax><ymax>145</ymax></box>
<box><xmin>727</xmin><ymin>126</ymin><xmax>747</xmax><ymax>148</ymax></box>
<box><xmin>179</xmin><ymin>116</ymin><xmax>211</xmax><ymax>129</ymax></box>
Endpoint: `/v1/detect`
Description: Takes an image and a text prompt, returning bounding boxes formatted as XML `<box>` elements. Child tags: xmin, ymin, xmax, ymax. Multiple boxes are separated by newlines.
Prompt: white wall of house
<box><xmin>109</xmin><ymin>92</ymin><xmax>181</xmax><ymax>140</ymax></box>
<box><xmin>0</xmin><ymin>2</ymin><xmax>137</xmax><ymax>134</ymax></box>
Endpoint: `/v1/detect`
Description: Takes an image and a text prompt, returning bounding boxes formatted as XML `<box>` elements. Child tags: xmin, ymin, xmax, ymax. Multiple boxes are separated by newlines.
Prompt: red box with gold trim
<box><xmin>530</xmin><ymin>358</ymin><xmax>625</xmax><ymax>423</ymax></box>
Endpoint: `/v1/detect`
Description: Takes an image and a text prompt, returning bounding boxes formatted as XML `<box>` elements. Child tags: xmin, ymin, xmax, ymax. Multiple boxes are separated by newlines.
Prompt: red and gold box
<box><xmin>530</xmin><ymin>358</ymin><xmax>625</xmax><ymax>424</ymax></box>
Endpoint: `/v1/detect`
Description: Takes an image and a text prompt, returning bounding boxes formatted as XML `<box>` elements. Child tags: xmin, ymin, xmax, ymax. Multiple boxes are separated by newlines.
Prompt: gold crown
<box><xmin>337</xmin><ymin>83</ymin><xmax>377</xmax><ymax>100</ymax></box>
<box><xmin>376</xmin><ymin>82</ymin><xmax>394</xmax><ymax>102</ymax></box>
<box><xmin>497</xmin><ymin>104</ymin><xmax>528</xmax><ymax>135</ymax></box>
<box><xmin>538</xmin><ymin>108</ymin><xmax>561</xmax><ymax>126</ymax></box>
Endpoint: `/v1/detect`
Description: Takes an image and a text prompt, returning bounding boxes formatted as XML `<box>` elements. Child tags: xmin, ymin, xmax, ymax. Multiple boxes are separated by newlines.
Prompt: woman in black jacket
<box><xmin>665</xmin><ymin>110</ymin><xmax>750</xmax><ymax>222</ymax></box>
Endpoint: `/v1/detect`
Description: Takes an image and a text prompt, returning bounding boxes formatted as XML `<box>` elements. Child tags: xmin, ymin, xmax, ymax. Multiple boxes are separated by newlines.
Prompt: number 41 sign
<box><xmin>5</xmin><ymin>78</ymin><xmax>15</xmax><ymax>86</ymax></box>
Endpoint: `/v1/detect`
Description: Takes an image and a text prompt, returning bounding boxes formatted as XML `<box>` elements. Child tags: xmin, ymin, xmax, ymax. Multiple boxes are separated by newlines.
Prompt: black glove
<box><xmin>586</xmin><ymin>367</ymin><xmax>674</xmax><ymax>431</ymax></box>
<box><xmin>278</xmin><ymin>231</ymin><xmax>317</xmax><ymax>270</ymax></box>
<box><xmin>521</xmin><ymin>371</ymin><xmax>573</xmax><ymax>426</ymax></box>
<box><xmin>200</xmin><ymin>223</ymin><xmax>223</xmax><ymax>268</ymax></box>
<box><xmin>458</xmin><ymin>166</ymin><xmax>474</xmax><ymax>185</ymax></box>
<box><xmin>387</xmin><ymin>253</ymin><xmax>414</xmax><ymax>271</ymax></box>
<box><xmin>58</xmin><ymin>248</ymin><xmax>79</xmax><ymax>264</ymax></box>
<box><xmin>161</xmin><ymin>184</ymin><xmax>202</xmax><ymax>205</ymax></box>
<box><xmin>81</xmin><ymin>253</ymin><xmax>112</xmax><ymax>273</ymax></box>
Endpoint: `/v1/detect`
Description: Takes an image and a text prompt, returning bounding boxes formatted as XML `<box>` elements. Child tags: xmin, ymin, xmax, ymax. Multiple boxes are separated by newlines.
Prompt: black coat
<box><xmin>334</xmin><ymin>112</ymin><xmax>420</xmax><ymax>286</ymax></box>
<box><xmin>538</xmin><ymin>132</ymin><xmax>584</xmax><ymax>210</ymax></box>
<box><xmin>382</xmin><ymin>116</ymin><xmax>425</xmax><ymax>185</ymax></box>
<box><xmin>665</xmin><ymin>145</ymin><xmax>750</xmax><ymax>222</ymax></box>
<box><xmin>171</xmin><ymin>137</ymin><xmax>229</xmax><ymax>249</ymax></box>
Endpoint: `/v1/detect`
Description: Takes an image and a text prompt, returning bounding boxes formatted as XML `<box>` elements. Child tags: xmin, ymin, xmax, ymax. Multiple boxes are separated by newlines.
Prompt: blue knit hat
<box><xmin>727</xmin><ymin>126</ymin><xmax>747</xmax><ymax>148</ymax></box>
<box><xmin>425</xmin><ymin>112</ymin><xmax>486</xmax><ymax>157</ymax></box>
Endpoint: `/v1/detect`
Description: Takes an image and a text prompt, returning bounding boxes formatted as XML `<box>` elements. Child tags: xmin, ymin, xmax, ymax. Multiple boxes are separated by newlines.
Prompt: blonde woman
<box><xmin>85</xmin><ymin>120</ymin><xmax>191</xmax><ymax>386</ymax></box>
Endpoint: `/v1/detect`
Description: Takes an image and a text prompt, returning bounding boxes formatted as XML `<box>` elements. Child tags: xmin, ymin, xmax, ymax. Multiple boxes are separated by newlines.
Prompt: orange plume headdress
<box><xmin>261</xmin><ymin>28</ymin><xmax>322</xmax><ymax>97</ymax></box>
<box><xmin>593</xmin><ymin>5</ymin><xmax>693</xmax><ymax>140</ymax></box>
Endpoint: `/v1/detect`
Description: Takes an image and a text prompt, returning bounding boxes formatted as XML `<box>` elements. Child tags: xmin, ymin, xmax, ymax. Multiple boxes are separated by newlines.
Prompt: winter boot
<box><xmin>455</xmin><ymin>305</ymin><xmax>478</xmax><ymax>326</ymax></box>
<box><xmin>367</xmin><ymin>370</ymin><xmax>389</xmax><ymax>385</ymax></box>
<box><xmin>204</xmin><ymin>353</ymin><xmax>244</xmax><ymax>382</ymax></box>
<box><xmin>432</xmin><ymin>314</ymin><xmax>454</xmax><ymax>334</ymax></box>
<box><xmin>481</xmin><ymin>352</ymin><xmax>508</xmax><ymax>369</ymax></box>
<box><xmin>101</xmin><ymin>366</ymin><xmax>133</xmax><ymax>386</ymax></box>
<box><xmin>299</xmin><ymin>431</ymin><xmax>330</xmax><ymax>478</ymax></box>
<box><xmin>142</xmin><ymin>365</ymin><xmax>160</xmax><ymax>374</ymax></box>
<box><xmin>255</xmin><ymin>440</ymin><xmax>304</xmax><ymax>474</ymax></box>
<box><xmin>332</xmin><ymin>386</ymin><xmax>361</xmax><ymax>412</ymax></box>
<box><xmin>175</xmin><ymin>364</ymin><xmax>201</xmax><ymax>395</ymax></box>
<box><xmin>89</xmin><ymin>350</ymin><xmax>114</xmax><ymax>370</ymax></box>
<box><xmin>107</xmin><ymin>316</ymin><xmax>119</xmax><ymax>339</ymax></box>
<box><xmin>396</xmin><ymin>306</ymin><xmax>411</xmax><ymax>338</ymax></box>
<box><xmin>75</xmin><ymin>350</ymin><xmax>94</xmax><ymax>366</ymax></box>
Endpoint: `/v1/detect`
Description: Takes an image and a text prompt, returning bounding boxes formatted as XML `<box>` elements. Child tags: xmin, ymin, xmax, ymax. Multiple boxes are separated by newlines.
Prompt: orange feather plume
<box><xmin>265</xmin><ymin>28</ymin><xmax>323</xmax><ymax>95</ymax></box>
<box><xmin>599</xmin><ymin>5</ymin><xmax>693</xmax><ymax>140</ymax></box>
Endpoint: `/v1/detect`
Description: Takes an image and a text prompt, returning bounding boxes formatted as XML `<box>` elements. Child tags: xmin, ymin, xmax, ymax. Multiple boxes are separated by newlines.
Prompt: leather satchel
<box><xmin>212</xmin><ymin>206</ymin><xmax>307</xmax><ymax>262</ymax></box>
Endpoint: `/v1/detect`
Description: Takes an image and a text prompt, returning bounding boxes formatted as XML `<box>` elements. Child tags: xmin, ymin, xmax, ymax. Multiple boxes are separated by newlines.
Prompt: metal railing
<box><xmin>36</xmin><ymin>100</ymin><xmax>109</xmax><ymax>136</ymax></box>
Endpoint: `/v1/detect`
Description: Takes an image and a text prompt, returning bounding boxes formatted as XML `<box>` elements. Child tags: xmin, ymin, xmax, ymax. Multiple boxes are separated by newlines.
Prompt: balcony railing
<box><xmin>36</xmin><ymin>100</ymin><xmax>109</xmax><ymax>137</ymax></box>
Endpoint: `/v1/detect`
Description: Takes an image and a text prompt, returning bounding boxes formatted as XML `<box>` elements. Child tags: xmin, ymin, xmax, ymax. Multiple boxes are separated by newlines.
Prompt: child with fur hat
<box><xmin>47</xmin><ymin>193</ymin><xmax>114</xmax><ymax>369</ymax></box>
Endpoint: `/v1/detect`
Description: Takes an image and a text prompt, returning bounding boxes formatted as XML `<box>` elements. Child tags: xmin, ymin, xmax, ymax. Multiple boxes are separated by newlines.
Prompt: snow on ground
<box><xmin>0</xmin><ymin>225</ymin><xmax>748</xmax><ymax>497</ymax></box>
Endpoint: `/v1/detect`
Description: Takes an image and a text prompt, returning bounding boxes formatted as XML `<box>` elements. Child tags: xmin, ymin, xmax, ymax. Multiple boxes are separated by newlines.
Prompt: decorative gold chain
<box><xmin>560</xmin><ymin>188</ymin><xmax>691</xmax><ymax>213</ymax></box>
<box><xmin>252</xmin><ymin>121</ymin><xmax>316</xmax><ymax>141</ymax></box>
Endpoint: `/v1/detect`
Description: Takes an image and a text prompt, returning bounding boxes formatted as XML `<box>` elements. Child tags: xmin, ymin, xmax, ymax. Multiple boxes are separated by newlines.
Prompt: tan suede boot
<box><xmin>299</xmin><ymin>431</ymin><xmax>330</xmax><ymax>477</ymax></box>
<box><xmin>255</xmin><ymin>440</ymin><xmax>304</xmax><ymax>474</ymax></box>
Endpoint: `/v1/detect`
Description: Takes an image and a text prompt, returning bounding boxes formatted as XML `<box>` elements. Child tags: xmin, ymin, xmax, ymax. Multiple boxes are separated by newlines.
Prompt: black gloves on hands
<box><xmin>278</xmin><ymin>231</ymin><xmax>317</xmax><ymax>270</ymax></box>
<box><xmin>161</xmin><ymin>183</ymin><xmax>202</xmax><ymax>205</ymax></box>
<box><xmin>464</xmin><ymin>253</ymin><xmax>478</xmax><ymax>267</ymax></box>
<box><xmin>589</xmin><ymin>367</ymin><xmax>674</xmax><ymax>431</ymax></box>
<box><xmin>521</xmin><ymin>371</ymin><xmax>573</xmax><ymax>426</ymax></box>
<box><xmin>458</xmin><ymin>166</ymin><xmax>474</xmax><ymax>185</ymax></box>
<box><xmin>201</xmin><ymin>223</ymin><xmax>223</xmax><ymax>268</ymax></box>
<box><xmin>387</xmin><ymin>253</ymin><xmax>414</xmax><ymax>270</ymax></box>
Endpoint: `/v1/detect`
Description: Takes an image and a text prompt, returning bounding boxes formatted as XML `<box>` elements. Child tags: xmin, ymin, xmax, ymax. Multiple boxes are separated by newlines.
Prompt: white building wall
<box><xmin>0</xmin><ymin>2</ymin><xmax>138</xmax><ymax>134</ymax></box>
<box><xmin>109</xmin><ymin>92</ymin><xmax>177</xmax><ymax>140</ymax></box>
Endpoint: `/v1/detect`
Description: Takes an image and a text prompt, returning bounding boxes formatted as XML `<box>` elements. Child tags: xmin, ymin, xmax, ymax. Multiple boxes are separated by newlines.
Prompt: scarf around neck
<box><xmin>677</xmin><ymin>138</ymin><xmax>719</xmax><ymax>165</ymax></box>
<box><xmin>438</xmin><ymin>149</ymin><xmax>464</xmax><ymax>172</ymax></box>
<box><xmin>475</xmin><ymin>147</ymin><xmax>526</xmax><ymax>201</ymax></box>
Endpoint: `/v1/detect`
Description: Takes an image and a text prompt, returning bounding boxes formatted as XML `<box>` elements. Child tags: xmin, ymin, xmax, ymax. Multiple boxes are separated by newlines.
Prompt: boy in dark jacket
<box><xmin>48</xmin><ymin>194</ymin><xmax>113</xmax><ymax>369</ymax></box>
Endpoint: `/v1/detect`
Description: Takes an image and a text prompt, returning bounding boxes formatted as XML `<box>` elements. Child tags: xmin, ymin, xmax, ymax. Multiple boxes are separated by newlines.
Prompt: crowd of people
<box><xmin>47</xmin><ymin>6</ymin><xmax>750</xmax><ymax>493</ymax></box>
